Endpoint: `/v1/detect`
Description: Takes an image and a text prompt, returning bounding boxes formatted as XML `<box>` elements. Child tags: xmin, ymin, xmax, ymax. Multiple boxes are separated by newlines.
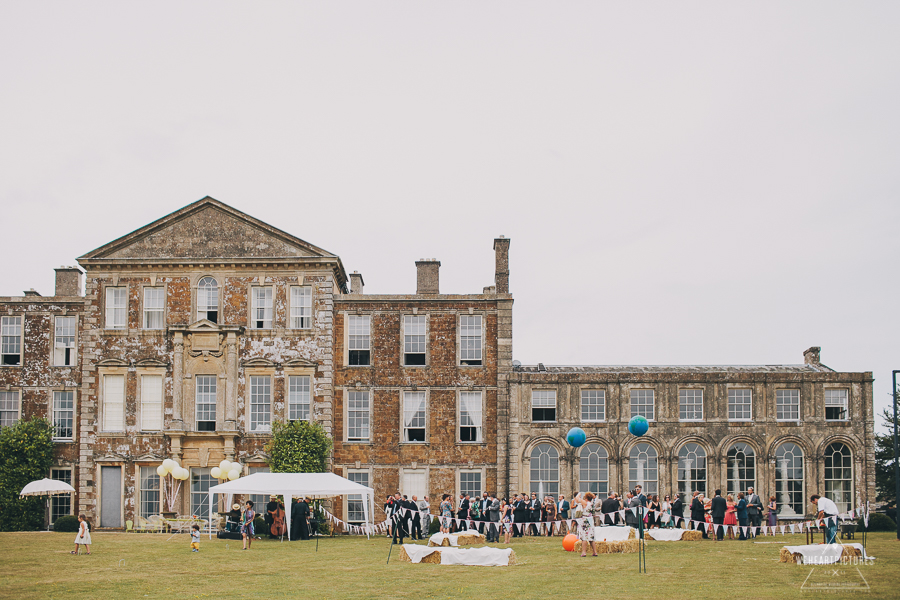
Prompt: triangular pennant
<box><xmin>789</xmin><ymin>524</ymin><xmax>795</xmax><ymax>534</ymax></box>
<box><xmin>761</xmin><ymin>525</ymin><xmax>768</xmax><ymax>535</ymax></box>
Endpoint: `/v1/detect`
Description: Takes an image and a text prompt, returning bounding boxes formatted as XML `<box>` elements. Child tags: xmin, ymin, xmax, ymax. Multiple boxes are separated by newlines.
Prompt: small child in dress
<box><xmin>190</xmin><ymin>524</ymin><xmax>200</xmax><ymax>552</ymax></box>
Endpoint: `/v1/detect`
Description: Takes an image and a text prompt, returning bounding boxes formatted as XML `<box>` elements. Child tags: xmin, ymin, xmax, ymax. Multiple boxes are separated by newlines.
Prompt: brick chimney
<box><xmin>349</xmin><ymin>271</ymin><xmax>364</xmax><ymax>294</ymax></box>
<box><xmin>493</xmin><ymin>236</ymin><xmax>510</xmax><ymax>294</ymax></box>
<box><xmin>55</xmin><ymin>266</ymin><xmax>83</xmax><ymax>297</ymax></box>
<box><xmin>415</xmin><ymin>259</ymin><xmax>440</xmax><ymax>295</ymax></box>
<box><xmin>803</xmin><ymin>346</ymin><xmax>821</xmax><ymax>365</ymax></box>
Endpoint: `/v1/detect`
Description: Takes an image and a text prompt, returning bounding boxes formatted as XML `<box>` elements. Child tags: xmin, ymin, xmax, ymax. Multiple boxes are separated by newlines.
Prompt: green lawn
<box><xmin>0</xmin><ymin>530</ymin><xmax>896</xmax><ymax>599</ymax></box>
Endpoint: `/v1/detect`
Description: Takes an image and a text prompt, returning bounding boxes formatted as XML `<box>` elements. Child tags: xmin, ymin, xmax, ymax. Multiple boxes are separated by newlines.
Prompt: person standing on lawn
<box><xmin>190</xmin><ymin>524</ymin><xmax>201</xmax><ymax>552</ymax></box>
<box><xmin>241</xmin><ymin>501</ymin><xmax>255</xmax><ymax>550</ymax></box>
<box><xmin>711</xmin><ymin>489</ymin><xmax>727</xmax><ymax>541</ymax></box>
<box><xmin>512</xmin><ymin>493</ymin><xmax>527</xmax><ymax>537</ymax></box>
<box><xmin>577</xmin><ymin>492</ymin><xmax>599</xmax><ymax>557</ymax></box>
<box><xmin>671</xmin><ymin>492</ymin><xmax>684</xmax><ymax>528</ymax></box>
<box><xmin>601</xmin><ymin>492</ymin><xmax>620</xmax><ymax>525</ymax></box>
<box><xmin>811</xmin><ymin>494</ymin><xmax>840</xmax><ymax>544</ymax></box>
<box><xmin>71</xmin><ymin>514</ymin><xmax>91</xmax><ymax>555</ymax></box>
<box><xmin>735</xmin><ymin>492</ymin><xmax>749</xmax><ymax>540</ymax></box>
<box><xmin>746</xmin><ymin>487</ymin><xmax>763</xmax><ymax>538</ymax></box>
<box><xmin>690</xmin><ymin>491</ymin><xmax>707</xmax><ymax>538</ymax></box>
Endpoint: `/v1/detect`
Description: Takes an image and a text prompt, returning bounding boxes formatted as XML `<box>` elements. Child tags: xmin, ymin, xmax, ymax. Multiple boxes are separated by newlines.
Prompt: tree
<box><xmin>265</xmin><ymin>420</ymin><xmax>332</xmax><ymax>473</ymax></box>
<box><xmin>0</xmin><ymin>417</ymin><xmax>55</xmax><ymax>531</ymax></box>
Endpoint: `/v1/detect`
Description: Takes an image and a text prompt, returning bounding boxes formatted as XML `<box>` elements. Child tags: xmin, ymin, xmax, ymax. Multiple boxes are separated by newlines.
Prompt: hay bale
<box><xmin>574</xmin><ymin>539</ymin><xmax>644</xmax><ymax>554</ymax></box>
<box><xmin>681</xmin><ymin>530</ymin><xmax>703</xmax><ymax>541</ymax></box>
<box><xmin>398</xmin><ymin>546</ymin><xmax>413</xmax><ymax>563</ymax></box>
<box><xmin>778</xmin><ymin>548</ymin><xmax>804</xmax><ymax>564</ymax></box>
<box><xmin>419</xmin><ymin>549</ymin><xmax>442</xmax><ymax>564</ymax></box>
<box><xmin>841</xmin><ymin>546</ymin><xmax>862</xmax><ymax>559</ymax></box>
<box><xmin>427</xmin><ymin>537</ymin><xmax>451</xmax><ymax>547</ymax></box>
<box><xmin>628</xmin><ymin>528</ymin><xmax>636</xmax><ymax>540</ymax></box>
<box><xmin>507</xmin><ymin>549</ymin><xmax>518</xmax><ymax>566</ymax></box>
<box><xmin>456</xmin><ymin>533</ymin><xmax>486</xmax><ymax>546</ymax></box>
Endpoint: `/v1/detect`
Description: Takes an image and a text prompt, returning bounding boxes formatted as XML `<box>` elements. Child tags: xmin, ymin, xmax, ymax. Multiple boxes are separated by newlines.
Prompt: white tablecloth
<box><xmin>403</xmin><ymin>544</ymin><xmax>513</xmax><ymax>566</ymax></box>
<box><xmin>428</xmin><ymin>532</ymin><xmax>483</xmax><ymax>547</ymax></box>
<box><xmin>647</xmin><ymin>529</ymin><xmax>685</xmax><ymax>541</ymax></box>
<box><xmin>782</xmin><ymin>543</ymin><xmax>867</xmax><ymax>565</ymax></box>
<box><xmin>593</xmin><ymin>526</ymin><xmax>636</xmax><ymax>541</ymax></box>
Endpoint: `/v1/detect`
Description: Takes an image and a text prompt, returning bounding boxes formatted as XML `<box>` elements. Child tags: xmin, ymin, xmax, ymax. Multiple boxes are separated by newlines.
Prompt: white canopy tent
<box><xmin>206</xmin><ymin>472</ymin><xmax>374</xmax><ymax>540</ymax></box>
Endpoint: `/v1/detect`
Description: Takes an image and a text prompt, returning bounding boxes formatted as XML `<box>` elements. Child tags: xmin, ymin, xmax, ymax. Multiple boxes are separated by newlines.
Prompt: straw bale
<box><xmin>628</xmin><ymin>528</ymin><xmax>636</xmax><ymax>540</ymax></box>
<box><xmin>419</xmin><ymin>550</ymin><xmax>443</xmax><ymax>564</ymax></box>
<box><xmin>681</xmin><ymin>530</ymin><xmax>703</xmax><ymax>541</ymax></box>
<box><xmin>574</xmin><ymin>539</ymin><xmax>644</xmax><ymax>554</ymax></box>
<box><xmin>841</xmin><ymin>546</ymin><xmax>862</xmax><ymax>559</ymax></box>
<box><xmin>398</xmin><ymin>547</ymin><xmax>413</xmax><ymax>563</ymax></box>
<box><xmin>779</xmin><ymin>545</ymin><xmax>863</xmax><ymax>565</ymax></box>
<box><xmin>507</xmin><ymin>549</ymin><xmax>518</xmax><ymax>566</ymax></box>
<box><xmin>428</xmin><ymin>537</ymin><xmax>451</xmax><ymax>547</ymax></box>
<box><xmin>456</xmin><ymin>533</ymin><xmax>486</xmax><ymax>546</ymax></box>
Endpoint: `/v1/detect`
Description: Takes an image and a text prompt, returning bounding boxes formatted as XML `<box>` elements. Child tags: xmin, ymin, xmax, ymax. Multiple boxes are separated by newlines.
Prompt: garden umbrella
<box><xmin>20</xmin><ymin>478</ymin><xmax>76</xmax><ymax>531</ymax></box>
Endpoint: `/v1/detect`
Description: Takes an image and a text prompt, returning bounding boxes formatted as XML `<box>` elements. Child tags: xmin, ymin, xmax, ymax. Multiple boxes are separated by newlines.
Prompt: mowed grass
<box><xmin>0</xmin><ymin>530</ymin><xmax>897</xmax><ymax>599</ymax></box>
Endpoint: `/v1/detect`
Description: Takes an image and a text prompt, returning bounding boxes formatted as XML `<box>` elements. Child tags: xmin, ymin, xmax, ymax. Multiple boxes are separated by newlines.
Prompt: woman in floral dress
<box><xmin>439</xmin><ymin>494</ymin><xmax>453</xmax><ymax>534</ymax></box>
<box><xmin>241</xmin><ymin>500</ymin><xmax>255</xmax><ymax>550</ymax></box>
<box><xmin>577</xmin><ymin>492</ymin><xmax>598</xmax><ymax>557</ymax></box>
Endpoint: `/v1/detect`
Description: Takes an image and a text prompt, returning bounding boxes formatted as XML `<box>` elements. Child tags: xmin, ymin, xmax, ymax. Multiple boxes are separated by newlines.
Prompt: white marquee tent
<box><xmin>206</xmin><ymin>472</ymin><xmax>374</xmax><ymax>540</ymax></box>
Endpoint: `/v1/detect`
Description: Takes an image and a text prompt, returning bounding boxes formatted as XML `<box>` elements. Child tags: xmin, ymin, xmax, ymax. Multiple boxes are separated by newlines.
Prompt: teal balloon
<box><xmin>566</xmin><ymin>427</ymin><xmax>586</xmax><ymax>448</ymax></box>
<box><xmin>628</xmin><ymin>415</ymin><xmax>649</xmax><ymax>436</ymax></box>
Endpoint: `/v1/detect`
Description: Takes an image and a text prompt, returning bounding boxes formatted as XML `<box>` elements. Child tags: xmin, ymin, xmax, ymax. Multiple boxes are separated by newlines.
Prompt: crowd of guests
<box><xmin>381</xmin><ymin>485</ymin><xmax>782</xmax><ymax>544</ymax></box>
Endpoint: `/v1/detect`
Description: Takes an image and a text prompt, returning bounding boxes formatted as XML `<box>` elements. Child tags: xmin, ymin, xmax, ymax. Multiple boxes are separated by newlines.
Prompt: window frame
<box><xmin>0</xmin><ymin>389</ymin><xmax>21</xmax><ymax>428</ymax></box>
<box><xmin>824</xmin><ymin>388</ymin><xmax>849</xmax><ymax>422</ymax></box>
<box><xmin>531</xmin><ymin>389</ymin><xmax>557</xmax><ymax>423</ymax></box>
<box><xmin>458</xmin><ymin>390</ymin><xmax>484</xmax><ymax>443</ymax></box>
<box><xmin>580</xmin><ymin>389</ymin><xmax>606</xmax><ymax>422</ymax></box>
<box><xmin>138</xmin><ymin>465</ymin><xmax>161</xmax><ymax>520</ymax></box>
<box><xmin>630</xmin><ymin>389</ymin><xmax>655</xmax><ymax>421</ymax></box>
<box><xmin>52</xmin><ymin>315</ymin><xmax>78</xmax><ymax>367</ymax></box>
<box><xmin>458</xmin><ymin>314</ymin><xmax>483</xmax><ymax>366</ymax></box>
<box><xmin>677</xmin><ymin>442</ymin><xmax>707</xmax><ymax>499</ymax></box>
<box><xmin>824</xmin><ymin>442</ymin><xmax>853</xmax><ymax>513</ymax></box>
<box><xmin>104</xmin><ymin>286</ymin><xmax>127</xmax><ymax>330</ymax></box>
<box><xmin>289</xmin><ymin>285</ymin><xmax>313</xmax><ymax>330</ymax></box>
<box><xmin>578</xmin><ymin>443</ymin><xmax>609</xmax><ymax>496</ymax></box>
<box><xmin>775</xmin><ymin>442</ymin><xmax>805</xmax><ymax>518</ymax></box>
<box><xmin>458</xmin><ymin>469</ymin><xmax>484</xmax><ymax>500</ymax></box>
<box><xmin>346</xmin><ymin>314</ymin><xmax>371</xmax><ymax>367</ymax></box>
<box><xmin>727</xmin><ymin>388</ymin><xmax>753</xmax><ymax>422</ymax></box>
<box><xmin>51</xmin><ymin>389</ymin><xmax>75</xmax><ymax>441</ymax></box>
<box><xmin>142</xmin><ymin>285</ymin><xmax>166</xmax><ymax>330</ymax></box>
<box><xmin>196</xmin><ymin>276</ymin><xmax>220</xmax><ymax>324</ymax></box>
<box><xmin>100</xmin><ymin>372</ymin><xmax>126</xmax><ymax>433</ymax></box>
<box><xmin>195</xmin><ymin>374</ymin><xmax>217</xmax><ymax>432</ymax></box>
<box><xmin>678</xmin><ymin>388</ymin><xmax>704</xmax><ymax>422</ymax></box>
<box><xmin>628</xmin><ymin>442</ymin><xmax>659</xmax><ymax>497</ymax></box>
<box><xmin>776</xmin><ymin>389</ymin><xmax>800</xmax><ymax>422</ymax></box>
<box><xmin>50</xmin><ymin>467</ymin><xmax>73</xmax><ymax>523</ymax></box>
<box><xmin>726</xmin><ymin>443</ymin><xmax>756</xmax><ymax>497</ymax></box>
<box><xmin>345</xmin><ymin>468</ymin><xmax>372</xmax><ymax>524</ymax></box>
<box><xmin>190</xmin><ymin>467</ymin><xmax>216</xmax><ymax>520</ymax></box>
<box><xmin>1</xmin><ymin>315</ymin><xmax>23</xmax><ymax>366</ymax></box>
<box><xmin>287</xmin><ymin>374</ymin><xmax>312</xmax><ymax>422</ymax></box>
<box><xmin>402</xmin><ymin>314</ymin><xmax>427</xmax><ymax>367</ymax></box>
<box><xmin>401</xmin><ymin>390</ymin><xmax>427</xmax><ymax>443</ymax></box>
<box><xmin>250</xmin><ymin>285</ymin><xmax>274</xmax><ymax>330</ymax></box>
<box><xmin>345</xmin><ymin>389</ymin><xmax>371</xmax><ymax>443</ymax></box>
<box><xmin>138</xmin><ymin>370</ymin><xmax>164</xmax><ymax>432</ymax></box>
<box><xmin>248</xmin><ymin>374</ymin><xmax>272</xmax><ymax>433</ymax></box>
<box><xmin>529</xmin><ymin>444</ymin><xmax>560</xmax><ymax>496</ymax></box>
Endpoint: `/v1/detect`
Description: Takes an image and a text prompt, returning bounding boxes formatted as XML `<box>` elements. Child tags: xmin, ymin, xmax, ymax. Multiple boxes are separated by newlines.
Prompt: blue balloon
<box><xmin>628</xmin><ymin>415</ymin><xmax>649</xmax><ymax>437</ymax></box>
<box><xmin>566</xmin><ymin>427</ymin><xmax>587</xmax><ymax>448</ymax></box>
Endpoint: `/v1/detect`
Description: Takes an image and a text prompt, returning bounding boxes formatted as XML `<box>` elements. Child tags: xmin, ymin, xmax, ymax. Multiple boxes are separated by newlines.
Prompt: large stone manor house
<box><xmin>0</xmin><ymin>197</ymin><xmax>875</xmax><ymax>528</ymax></box>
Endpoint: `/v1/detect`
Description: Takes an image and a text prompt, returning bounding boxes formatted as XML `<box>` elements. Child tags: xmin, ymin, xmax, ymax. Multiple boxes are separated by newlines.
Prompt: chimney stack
<box><xmin>803</xmin><ymin>346</ymin><xmax>821</xmax><ymax>365</ymax></box>
<box><xmin>415</xmin><ymin>259</ymin><xmax>440</xmax><ymax>295</ymax></box>
<box><xmin>493</xmin><ymin>236</ymin><xmax>510</xmax><ymax>294</ymax></box>
<box><xmin>349</xmin><ymin>271</ymin><xmax>364</xmax><ymax>295</ymax></box>
<box><xmin>55</xmin><ymin>266</ymin><xmax>83</xmax><ymax>297</ymax></box>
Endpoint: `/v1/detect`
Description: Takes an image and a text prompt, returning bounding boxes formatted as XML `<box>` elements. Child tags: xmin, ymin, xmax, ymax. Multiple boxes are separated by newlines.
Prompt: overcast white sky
<box><xmin>2</xmin><ymin>2</ymin><xmax>898</xmax><ymax>430</ymax></box>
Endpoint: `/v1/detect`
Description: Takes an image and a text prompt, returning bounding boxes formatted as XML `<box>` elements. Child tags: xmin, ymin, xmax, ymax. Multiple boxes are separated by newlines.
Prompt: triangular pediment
<box><xmin>242</xmin><ymin>357</ymin><xmax>276</xmax><ymax>368</ymax></box>
<box><xmin>135</xmin><ymin>452</ymin><xmax>164</xmax><ymax>462</ymax></box>
<box><xmin>79</xmin><ymin>197</ymin><xmax>338</xmax><ymax>262</ymax></box>
<box><xmin>187</xmin><ymin>319</ymin><xmax>220</xmax><ymax>331</ymax></box>
<box><xmin>284</xmin><ymin>357</ymin><xmax>318</xmax><ymax>368</ymax></box>
<box><xmin>97</xmin><ymin>358</ymin><xmax>129</xmax><ymax>367</ymax></box>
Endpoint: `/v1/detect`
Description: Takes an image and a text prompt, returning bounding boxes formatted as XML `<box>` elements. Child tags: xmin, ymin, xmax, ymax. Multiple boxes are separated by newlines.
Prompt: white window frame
<box><xmin>402</xmin><ymin>390</ymin><xmax>427</xmax><ymax>443</ymax></box>
<box><xmin>138</xmin><ymin>465</ymin><xmax>161</xmax><ymax>520</ymax></box>
<box><xmin>190</xmin><ymin>467</ymin><xmax>216</xmax><ymax>520</ymax></box>
<box><xmin>249</xmin><ymin>375</ymin><xmax>272</xmax><ymax>432</ymax></box>
<box><xmin>195</xmin><ymin>375</ymin><xmax>217</xmax><ymax>431</ymax></box>
<box><xmin>105</xmin><ymin>286</ymin><xmax>127</xmax><ymax>329</ymax></box>
<box><xmin>288</xmin><ymin>375</ymin><xmax>311</xmax><ymax>421</ymax></box>
<box><xmin>532</xmin><ymin>390</ymin><xmax>557</xmax><ymax>422</ymax></box>
<box><xmin>459</xmin><ymin>314</ymin><xmax>483</xmax><ymax>366</ymax></box>
<box><xmin>52</xmin><ymin>390</ymin><xmax>75</xmax><ymax>441</ymax></box>
<box><xmin>346</xmin><ymin>389</ymin><xmax>371</xmax><ymax>442</ymax></box>
<box><xmin>727</xmin><ymin>388</ymin><xmax>753</xmax><ymax>421</ymax></box>
<box><xmin>143</xmin><ymin>286</ymin><xmax>165</xmax><ymax>330</ymax></box>
<box><xmin>458</xmin><ymin>469</ymin><xmax>484</xmax><ymax>499</ymax></box>
<box><xmin>402</xmin><ymin>315</ymin><xmax>427</xmax><ymax>366</ymax></box>
<box><xmin>50</xmin><ymin>467</ymin><xmax>73</xmax><ymax>523</ymax></box>
<box><xmin>345</xmin><ymin>468</ymin><xmax>372</xmax><ymax>524</ymax></box>
<box><xmin>628</xmin><ymin>442</ymin><xmax>659</xmax><ymax>497</ymax></box>
<box><xmin>0</xmin><ymin>390</ymin><xmax>21</xmax><ymax>428</ymax></box>
<box><xmin>824</xmin><ymin>389</ymin><xmax>849</xmax><ymax>422</ymax></box>
<box><xmin>529</xmin><ymin>444</ymin><xmax>560</xmax><ymax>495</ymax></box>
<box><xmin>250</xmin><ymin>286</ymin><xmax>274</xmax><ymax>329</ymax></box>
<box><xmin>776</xmin><ymin>389</ymin><xmax>800</xmax><ymax>422</ymax></box>
<box><xmin>289</xmin><ymin>286</ymin><xmax>313</xmax><ymax>329</ymax></box>
<box><xmin>578</xmin><ymin>443</ymin><xmax>609</xmax><ymax>496</ymax></box>
<box><xmin>52</xmin><ymin>316</ymin><xmax>77</xmax><ymax>366</ymax></box>
<box><xmin>581</xmin><ymin>389</ymin><xmax>606</xmax><ymax>422</ymax></box>
<box><xmin>630</xmin><ymin>389</ymin><xmax>655</xmax><ymax>421</ymax></box>
<box><xmin>1</xmin><ymin>315</ymin><xmax>23</xmax><ymax>366</ymax></box>
<box><xmin>401</xmin><ymin>468</ymin><xmax>428</xmax><ymax>500</ymax></box>
<box><xmin>196</xmin><ymin>276</ymin><xmax>219</xmax><ymax>323</ymax></box>
<box><xmin>139</xmin><ymin>372</ymin><xmax>164</xmax><ymax>431</ymax></box>
<box><xmin>458</xmin><ymin>391</ymin><xmax>483</xmax><ymax>443</ymax></box>
<box><xmin>347</xmin><ymin>315</ymin><xmax>371</xmax><ymax>367</ymax></box>
<box><xmin>678</xmin><ymin>389</ymin><xmax>703</xmax><ymax>421</ymax></box>
<box><xmin>101</xmin><ymin>373</ymin><xmax>126</xmax><ymax>432</ymax></box>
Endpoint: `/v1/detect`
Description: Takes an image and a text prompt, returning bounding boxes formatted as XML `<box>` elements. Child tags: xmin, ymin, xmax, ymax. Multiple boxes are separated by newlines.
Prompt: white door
<box><xmin>401</xmin><ymin>470</ymin><xmax>427</xmax><ymax>500</ymax></box>
<box><xmin>100</xmin><ymin>466</ymin><xmax>122</xmax><ymax>527</ymax></box>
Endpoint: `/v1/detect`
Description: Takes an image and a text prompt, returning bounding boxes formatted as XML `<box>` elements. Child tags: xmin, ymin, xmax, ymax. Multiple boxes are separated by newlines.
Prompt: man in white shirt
<box><xmin>811</xmin><ymin>494</ymin><xmax>840</xmax><ymax>544</ymax></box>
<box><xmin>418</xmin><ymin>495</ymin><xmax>430</xmax><ymax>538</ymax></box>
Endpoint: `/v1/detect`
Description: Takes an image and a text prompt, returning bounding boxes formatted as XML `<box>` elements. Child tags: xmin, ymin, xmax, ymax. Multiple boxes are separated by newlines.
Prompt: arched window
<box><xmin>727</xmin><ymin>443</ymin><xmax>756</xmax><ymax>497</ymax></box>
<box><xmin>530</xmin><ymin>444</ymin><xmax>559</xmax><ymax>495</ymax></box>
<box><xmin>629</xmin><ymin>443</ymin><xmax>658</xmax><ymax>496</ymax></box>
<box><xmin>677</xmin><ymin>443</ymin><xmax>706</xmax><ymax>500</ymax></box>
<box><xmin>775</xmin><ymin>443</ymin><xmax>804</xmax><ymax>517</ymax></box>
<box><xmin>579</xmin><ymin>444</ymin><xmax>608</xmax><ymax>495</ymax></box>
<box><xmin>197</xmin><ymin>277</ymin><xmax>219</xmax><ymax>323</ymax></box>
<box><xmin>824</xmin><ymin>442</ymin><xmax>853</xmax><ymax>513</ymax></box>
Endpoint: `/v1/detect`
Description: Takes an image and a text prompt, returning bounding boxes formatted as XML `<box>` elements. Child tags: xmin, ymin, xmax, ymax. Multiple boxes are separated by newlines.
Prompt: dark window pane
<box><xmin>404</xmin><ymin>353</ymin><xmax>426</xmax><ymax>366</ymax></box>
<box><xmin>461</xmin><ymin>359</ymin><xmax>482</xmax><ymax>366</ymax></box>
<box><xmin>349</xmin><ymin>350</ymin><xmax>370</xmax><ymax>366</ymax></box>
<box><xmin>197</xmin><ymin>421</ymin><xmax>215</xmax><ymax>432</ymax></box>
<box><xmin>532</xmin><ymin>408</ymin><xmax>556</xmax><ymax>422</ymax></box>
<box><xmin>406</xmin><ymin>429</ymin><xmax>425</xmax><ymax>442</ymax></box>
<box><xmin>460</xmin><ymin>427</ymin><xmax>478</xmax><ymax>442</ymax></box>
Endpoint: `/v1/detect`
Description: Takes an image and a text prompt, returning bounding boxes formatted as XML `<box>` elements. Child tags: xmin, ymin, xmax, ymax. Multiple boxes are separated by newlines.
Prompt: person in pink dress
<box><xmin>723</xmin><ymin>494</ymin><xmax>738</xmax><ymax>540</ymax></box>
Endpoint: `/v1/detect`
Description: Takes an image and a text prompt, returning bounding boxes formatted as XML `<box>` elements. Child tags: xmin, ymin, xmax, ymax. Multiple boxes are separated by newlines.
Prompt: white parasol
<box><xmin>20</xmin><ymin>478</ymin><xmax>76</xmax><ymax>531</ymax></box>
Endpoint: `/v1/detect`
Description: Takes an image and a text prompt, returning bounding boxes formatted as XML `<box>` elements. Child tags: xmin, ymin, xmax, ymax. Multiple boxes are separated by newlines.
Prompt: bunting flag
<box><xmin>761</xmin><ymin>525</ymin><xmax>768</xmax><ymax>535</ymax></box>
<box><xmin>789</xmin><ymin>524</ymin><xmax>795</xmax><ymax>534</ymax></box>
<box><xmin>619</xmin><ymin>510</ymin><xmax>626</xmax><ymax>520</ymax></box>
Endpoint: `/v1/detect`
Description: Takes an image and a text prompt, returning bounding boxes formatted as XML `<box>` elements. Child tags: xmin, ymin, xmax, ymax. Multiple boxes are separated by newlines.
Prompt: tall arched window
<box><xmin>775</xmin><ymin>443</ymin><xmax>804</xmax><ymax>517</ymax></box>
<box><xmin>530</xmin><ymin>444</ymin><xmax>559</xmax><ymax>495</ymax></box>
<box><xmin>197</xmin><ymin>277</ymin><xmax>219</xmax><ymax>323</ymax></box>
<box><xmin>579</xmin><ymin>444</ymin><xmax>608</xmax><ymax>495</ymax></box>
<box><xmin>629</xmin><ymin>443</ymin><xmax>658</xmax><ymax>496</ymax></box>
<box><xmin>824</xmin><ymin>442</ymin><xmax>853</xmax><ymax>513</ymax></box>
<box><xmin>727</xmin><ymin>443</ymin><xmax>756</xmax><ymax>496</ymax></box>
<box><xmin>677</xmin><ymin>443</ymin><xmax>706</xmax><ymax>499</ymax></box>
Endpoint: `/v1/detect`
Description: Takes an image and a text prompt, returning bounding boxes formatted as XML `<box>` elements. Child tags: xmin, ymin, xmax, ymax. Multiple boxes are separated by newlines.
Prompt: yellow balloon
<box><xmin>162</xmin><ymin>459</ymin><xmax>177</xmax><ymax>471</ymax></box>
<box><xmin>156</xmin><ymin>465</ymin><xmax>168</xmax><ymax>477</ymax></box>
<box><xmin>210</xmin><ymin>467</ymin><xmax>221</xmax><ymax>479</ymax></box>
<box><xmin>218</xmin><ymin>460</ymin><xmax>231</xmax><ymax>472</ymax></box>
<box><xmin>227</xmin><ymin>469</ymin><xmax>240</xmax><ymax>481</ymax></box>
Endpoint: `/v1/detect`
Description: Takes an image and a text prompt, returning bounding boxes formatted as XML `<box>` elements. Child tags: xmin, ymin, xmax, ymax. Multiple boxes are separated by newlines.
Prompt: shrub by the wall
<box><xmin>0</xmin><ymin>418</ymin><xmax>55</xmax><ymax>531</ymax></box>
<box><xmin>857</xmin><ymin>513</ymin><xmax>896</xmax><ymax>532</ymax></box>
<box><xmin>53</xmin><ymin>515</ymin><xmax>79</xmax><ymax>532</ymax></box>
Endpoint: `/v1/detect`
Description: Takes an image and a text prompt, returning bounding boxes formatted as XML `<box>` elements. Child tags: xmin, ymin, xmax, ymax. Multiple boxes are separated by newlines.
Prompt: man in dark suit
<box><xmin>528</xmin><ymin>492</ymin><xmax>541</xmax><ymax>535</ymax></box>
<box><xmin>625</xmin><ymin>492</ymin><xmax>641</xmax><ymax>528</ymax></box>
<box><xmin>458</xmin><ymin>493</ymin><xmax>470</xmax><ymax>531</ymax></box>
<box><xmin>671</xmin><ymin>493</ymin><xmax>684</xmax><ymax>528</ymax></box>
<box><xmin>390</xmin><ymin>492</ymin><xmax>409</xmax><ymax>544</ymax></box>
<box><xmin>736</xmin><ymin>492</ymin><xmax>749</xmax><ymax>540</ymax></box>
<box><xmin>601</xmin><ymin>492</ymin><xmax>620</xmax><ymax>525</ymax></box>
<box><xmin>634</xmin><ymin>485</ymin><xmax>647</xmax><ymax>508</ymax></box>
<box><xmin>486</xmin><ymin>494</ymin><xmax>501</xmax><ymax>542</ymax></box>
<box><xmin>690</xmin><ymin>492</ymin><xmax>707</xmax><ymax>538</ymax></box>
<box><xmin>512</xmin><ymin>493</ymin><xmax>527</xmax><ymax>537</ymax></box>
<box><xmin>710</xmin><ymin>489</ymin><xmax>727</xmax><ymax>541</ymax></box>
<box><xmin>479</xmin><ymin>493</ymin><xmax>490</xmax><ymax>534</ymax></box>
<box><xmin>410</xmin><ymin>495</ymin><xmax>422</xmax><ymax>540</ymax></box>
<box><xmin>746</xmin><ymin>487</ymin><xmax>763</xmax><ymax>538</ymax></box>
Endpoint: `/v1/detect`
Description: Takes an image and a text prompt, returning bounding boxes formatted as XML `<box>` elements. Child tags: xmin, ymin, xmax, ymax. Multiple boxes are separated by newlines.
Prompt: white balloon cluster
<box><xmin>156</xmin><ymin>458</ymin><xmax>189</xmax><ymax>481</ymax></box>
<box><xmin>210</xmin><ymin>460</ymin><xmax>242</xmax><ymax>481</ymax></box>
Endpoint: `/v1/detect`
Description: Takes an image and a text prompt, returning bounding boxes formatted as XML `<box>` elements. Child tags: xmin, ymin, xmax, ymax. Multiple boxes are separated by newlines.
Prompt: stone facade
<box><xmin>0</xmin><ymin>197</ymin><xmax>874</xmax><ymax>528</ymax></box>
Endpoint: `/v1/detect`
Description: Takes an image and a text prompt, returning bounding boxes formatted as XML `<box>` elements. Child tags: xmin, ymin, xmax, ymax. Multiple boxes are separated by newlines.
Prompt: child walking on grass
<box><xmin>190</xmin><ymin>524</ymin><xmax>201</xmax><ymax>552</ymax></box>
<box><xmin>72</xmin><ymin>515</ymin><xmax>91</xmax><ymax>555</ymax></box>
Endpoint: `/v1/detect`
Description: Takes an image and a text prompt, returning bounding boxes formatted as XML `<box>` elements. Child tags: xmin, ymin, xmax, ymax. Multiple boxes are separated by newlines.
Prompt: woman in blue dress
<box><xmin>241</xmin><ymin>500</ymin><xmax>255</xmax><ymax>550</ymax></box>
